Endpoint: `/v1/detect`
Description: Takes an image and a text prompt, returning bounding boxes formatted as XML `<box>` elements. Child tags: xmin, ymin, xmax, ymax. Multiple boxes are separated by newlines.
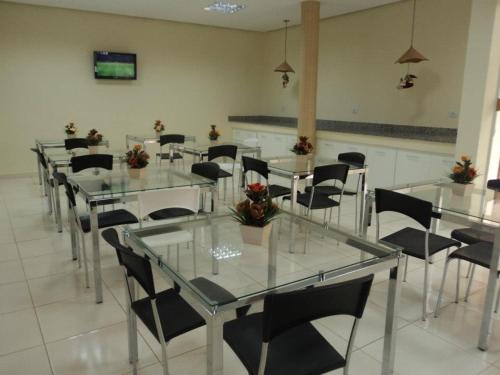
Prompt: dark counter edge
<box><xmin>228</xmin><ymin>115</ymin><xmax>457</xmax><ymax>144</ymax></box>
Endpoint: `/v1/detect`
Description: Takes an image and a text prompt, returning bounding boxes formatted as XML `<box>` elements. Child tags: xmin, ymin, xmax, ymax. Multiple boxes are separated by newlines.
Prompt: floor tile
<box><xmin>0</xmin><ymin>308</ymin><xmax>43</xmax><ymax>355</ymax></box>
<box><xmin>0</xmin><ymin>259</ymin><xmax>25</xmax><ymax>285</ymax></box>
<box><xmin>0</xmin><ymin>242</ymin><xmax>19</xmax><ymax>262</ymax></box>
<box><xmin>0</xmin><ymin>345</ymin><xmax>52</xmax><ymax>375</ymax></box>
<box><xmin>0</xmin><ymin>281</ymin><xmax>33</xmax><ymax>314</ymax></box>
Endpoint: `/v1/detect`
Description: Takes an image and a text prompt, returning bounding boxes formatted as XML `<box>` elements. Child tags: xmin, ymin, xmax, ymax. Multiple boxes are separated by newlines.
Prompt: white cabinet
<box><xmin>394</xmin><ymin>151</ymin><xmax>431</xmax><ymax>185</ymax></box>
<box><xmin>365</xmin><ymin>147</ymin><xmax>397</xmax><ymax>188</ymax></box>
<box><xmin>428</xmin><ymin>155</ymin><xmax>454</xmax><ymax>180</ymax></box>
<box><xmin>317</xmin><ymin>140</ymin><xmax>337</xmax><ymax>159</ymax></box>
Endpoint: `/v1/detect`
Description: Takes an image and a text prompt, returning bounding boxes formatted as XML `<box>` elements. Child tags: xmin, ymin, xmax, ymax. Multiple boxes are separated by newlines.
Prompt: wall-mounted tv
<box><xmin>94</xmin><ymin>51</ymin><xmax>137</xmax><ymax>80</ymax></box>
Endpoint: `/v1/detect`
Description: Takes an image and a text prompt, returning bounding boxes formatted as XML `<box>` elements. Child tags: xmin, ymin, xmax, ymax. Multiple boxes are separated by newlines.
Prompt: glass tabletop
<box><xmin>36</xmin><ymin>139</ymin><xmax>110</xmax><ymax>148</ymax></box>
<box><xmin>261</xmin><ymin>154</ymin><xmax>365</xmax><ymax>176</ymax></box>
<box><xmin>124</xmin><ymin>212</ymin><xmax>398</xmax><ymax>310</ymax></box>
<box><xmin>45</xmin><ymin>149</ymin><xmax>124</xmax><ymax>164</ymax></box>
<box><xmin>390</xmin><ymin>181</ymin><xmax>500</xmax><ymax>224</ymax></box>
<box><xmin>182</xmin><ymin>141</ymin><xmax>260</xmax><ymax>154</ymax></box>
<box><xmin>127</xmin><ymin>134</ymin><xmax>196</xmax><ymax>142</ymax></box>
<box><xmin>68</xmin><ymin>166</ymin><xmax>215</xmax><ymax>199</ymax></box>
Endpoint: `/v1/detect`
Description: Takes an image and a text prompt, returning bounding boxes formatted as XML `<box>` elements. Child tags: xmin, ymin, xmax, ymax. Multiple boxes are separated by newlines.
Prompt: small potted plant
<box><xmin>86</xmin><ymin>129</ymin><xmax>103</xmax><ymax>154</ymax></box>
<box><xmin>449</xmin><ymin>155</ymin><xmax>478</xmax><ymax>195</ymax></box>
<box><xmin>153</xmin><ymin>120</ymin><xmax>165</xmax><ymax>137</ymax></box>
<box><xmin>291</xmin><ymin>136</ymin><xmax>313</xmax><ymax>155</ymax></box>
<box><xmin>65</xmin><ymin>122</ymin><xmax>78</xmax><ymax>138</ymax></box>
<box><xmin>231</xmin><ymin>183</ymin><xmax>279</xmax><ymax>246</ymax></box>
<box><xmin>209</xmin><ymin>124</ymin><xmax>220</xmax><ymax>141</ymax></box>
<box><xmin>125</xmin><ymin>144</ymin><xmax>150</xmax><ymax>179</ymax></box>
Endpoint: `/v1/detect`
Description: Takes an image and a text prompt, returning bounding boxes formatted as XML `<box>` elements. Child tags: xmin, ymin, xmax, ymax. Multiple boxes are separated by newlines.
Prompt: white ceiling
<box><xmin>8</xmin><ymin>0</ymin><xmax>403</xmax><ymax>32</ymax></box>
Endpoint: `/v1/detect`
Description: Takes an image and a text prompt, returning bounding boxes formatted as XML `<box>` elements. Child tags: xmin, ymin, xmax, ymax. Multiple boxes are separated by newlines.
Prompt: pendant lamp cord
<box><xmin>284</xmin><ymin>20</ymin><xmax>289</xmax><ymax>61</ymax></box>
<box><xmin>410</xmin><ymin>0</ymin><xmax>417</xmax><ymax>46</ymax></box>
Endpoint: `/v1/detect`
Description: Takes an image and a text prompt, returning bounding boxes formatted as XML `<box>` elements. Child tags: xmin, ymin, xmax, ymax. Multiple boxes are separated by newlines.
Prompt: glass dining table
<box><xmin>43</xmin><ymin>148</ymin><xmax>125</xmax><ymax>233</ymax></box>
<box><xmin>124</xmin><ymin>211</ymin><xmax>403</xmax><ymax>375</ymax></box>
<box><xmin>181</xmin><ymin>140</ymin><xmax>261</xmax><ymax>163</ymax></box>
<box><xmin>260</xmin><ymin>154</ymin><xmax>368</xmax><ymax>251</ymax></box>
<box><xmin>364</xmin><ymin>180</ymin><xmax>500</xmax><ymax>351</ymax></box>
<box><xmin>125</xmin><ymin>134</ymin><xmax>196</xmax><ymax>150</ymax></box>
<box><xmin>68</xmin><ymin>166</ymin><xmax>218</xmax><ymax>304</ymax></box>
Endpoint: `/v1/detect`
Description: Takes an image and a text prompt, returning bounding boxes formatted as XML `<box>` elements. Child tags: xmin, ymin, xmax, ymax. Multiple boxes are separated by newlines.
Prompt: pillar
<box><xmin>297</xmin><ymin>0</ymin><xmax>320</xmax><ymax>146</ymax></box>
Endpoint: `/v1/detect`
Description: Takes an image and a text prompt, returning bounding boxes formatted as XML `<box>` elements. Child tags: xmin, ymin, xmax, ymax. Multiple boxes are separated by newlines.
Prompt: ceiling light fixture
<box><xmin>396</xmin><ymin>0</ymin><xmax>428</xmax><ymax>89</ymax></box>
<box><xmin>204</xmin><ymin>1</ymin><xmax>246</xmax><ymax>14</ymax></box>
<box><xmin>274</xmin><ymin>19</ymin><xmax>295</xmax><ymax>88</ymax></box>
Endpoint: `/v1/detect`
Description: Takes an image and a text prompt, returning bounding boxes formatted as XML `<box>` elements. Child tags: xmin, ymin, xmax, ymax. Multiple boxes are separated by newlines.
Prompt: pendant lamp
<box><xmin>396</xmin><ymin>0</ymin><xmax>428</xmax><ymax>89</ymax></box>
<box><xmin>274</xmin><ymin>20</ymin><xmax>294</xmax><ymax>88</ymax></box>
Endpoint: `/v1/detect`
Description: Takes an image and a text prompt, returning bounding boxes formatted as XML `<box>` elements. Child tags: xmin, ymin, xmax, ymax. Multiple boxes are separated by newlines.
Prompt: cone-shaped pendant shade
<box><xmin>396</xmin><ymin>46</ymin><xmax>428</xmax><ymax>64</ymax></box>
<box><xmin>274</xmin><ymin>61</ymin><xmax>295</xmax><ymax>73</ymax></box>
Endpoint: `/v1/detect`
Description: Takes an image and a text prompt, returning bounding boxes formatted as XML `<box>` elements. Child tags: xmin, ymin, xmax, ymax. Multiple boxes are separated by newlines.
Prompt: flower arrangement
<box><xmin>125</xmin><ymin>144</ymin><xmax>150</xmax><ymax>169</ymax></box>
<box><xmin>209</xmin><ymin>124</ymin><xmax>220</xmax><ymax>141</ymax></box>
<box><xmin>153</xmin><ymin>120</ymin><xmax>165</xmax><ymax>133</ymax></box>
<box><xmin>449</xmin><ymin>155</ymin><xmax>478</xmax><ymax>184</ymax></box>
<box><xmin>231</xmin><ymin>183</ymin><xmax>279</xmax><ymax>227</ymax></box>
<box><xmin>64</xmin><ymin>122</ymin><xmax>78</xmax><ymax>135</ymax></box>
<box><xmin>86</xmin><ymin>129</ymin><xmax>103</xmax><ymax>146</ymax></box>
<box><xmin>291</xmin><ymin>136</ymin><xmax>313</xmax><ymax>155</ymax></box>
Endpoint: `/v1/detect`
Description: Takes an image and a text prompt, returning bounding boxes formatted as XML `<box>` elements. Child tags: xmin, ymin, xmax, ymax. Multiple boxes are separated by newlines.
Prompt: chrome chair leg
<box><xmin>464</xmin><ymin>264</ymin><xmax>476</xmax><ymax>302</ymax></box>
<box><xmin>423</xmin><ymin>259</ymin><xmax>429</xmax><ymax>321</ymax></box>
<box><xmin>81</xmin><ymin>233</ymin><xmax>90</xmax><ymax>288</ymax></box>
<box><xmin>403</xmin><ymin>255</ymin><xmax>409</xmax><ymax>282</ymax></box>
<box><xmin>435</xmin><ymin>259</ymin><xmax>451</xmax><ymax>318</ymax></box>
<box><xmin>455</xmin><ymin>260</ymin><xmax>461</xmax><ymax>303</ymax></box>
<box><xmin>466</xmin><ymin>262</ymin><xmax>473</xmax><ymax>278</ymax></box>
<box><xmin>495</xmin><ymin>283</ymin><xmax>500</xmax><ymax>313</ymax></box>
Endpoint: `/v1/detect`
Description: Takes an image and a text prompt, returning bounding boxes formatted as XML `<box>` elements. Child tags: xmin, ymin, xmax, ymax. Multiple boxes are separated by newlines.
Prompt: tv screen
<box><xmin>94</xmin><ymin>51</ymin><xmax>136</xmax><ymax>80</ymax></box>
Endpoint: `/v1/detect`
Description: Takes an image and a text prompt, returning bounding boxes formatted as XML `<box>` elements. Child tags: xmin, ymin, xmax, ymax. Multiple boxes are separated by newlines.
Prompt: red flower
<box><xmin>248</xmin><ymin>183</ymin><xmax>266</xmax><ymax>193</ymax></box>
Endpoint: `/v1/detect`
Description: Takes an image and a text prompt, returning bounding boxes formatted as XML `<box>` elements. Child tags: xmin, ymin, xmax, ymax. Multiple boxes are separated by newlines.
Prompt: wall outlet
<box><xmin>448</xmin><ymin>111</ymin><xmax>458</xmax><ymax>118</ymax></box>
<box><xmin>352</xmin><ymin>107</ymin><xmax>359</xmax><ymax>114</ymax></box>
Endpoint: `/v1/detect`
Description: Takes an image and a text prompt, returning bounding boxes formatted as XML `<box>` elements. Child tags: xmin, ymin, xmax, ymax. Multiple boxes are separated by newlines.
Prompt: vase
<box><xmin>156</xmin><ymin>131</ymin><xmax>163</xmax><ymax>139</ymax></box>
<box><xmin>450</xmin><ymin>182</ymin><xmax>474</xmax><ymax>196</ymax></box>
<box><xmin>88</xmin><ymin>145</ymin><xmax>99</xmax><ymax>154</ymax></box>
<box><xmin>67</xmin><ymin>133</ymin><xmax>76</xmax><ymax>139</ymax></box>
<box><xmin>240</xmin><ymin>223</ymin><xmax>273</xmax><ymax>246</ymax></box>
<box><xmin>128</xmin><ymin>167</ymin><xmax>147</xmax><ymax>179</ymax></box>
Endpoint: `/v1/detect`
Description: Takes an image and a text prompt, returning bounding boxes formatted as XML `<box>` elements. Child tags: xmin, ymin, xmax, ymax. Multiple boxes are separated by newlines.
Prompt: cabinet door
<box><xmin>365</xmin><ymin>147</ymin><xmax>397</xmax><ymax>189</ymax></box>
<box><xmin>317</xmin><ymin>140</ymin><xmax>336</xmax><ymax>159</ymax></box>
<box><xmin>428</xmin><ymin>155</ymin><xmax>454</xmax><ymax>180</ymax></box>
<box><xmin>394</xmin><ymin>151</ymin><xmax>431</xmax><ymax>185</ymax></box>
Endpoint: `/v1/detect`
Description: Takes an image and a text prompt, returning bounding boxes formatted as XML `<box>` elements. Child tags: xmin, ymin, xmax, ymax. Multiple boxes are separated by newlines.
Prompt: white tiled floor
<box><xmin>0</xmin><ymin>173</ymin><xmax>499</xmax><ymax>374</ymax></box>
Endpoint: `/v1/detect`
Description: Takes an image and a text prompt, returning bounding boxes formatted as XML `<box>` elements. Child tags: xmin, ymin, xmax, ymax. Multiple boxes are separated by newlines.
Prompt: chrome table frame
<box><xmin>69</xmin><ymin>174</ymin><xmax>218</xmax><ymax>304</ymax></box>
<box><xmin>364</xmin><ymin>179</ymin><xmax>500</xmax><ymax>351</ymax></box>
<box><xmin>124</xmin><ymin>212</ymin><xmax>403</xmax><ymax>375</ymax></box>
<box><xmin>180</xmin><ymin>142</ymin><xmax>261</xmax><ymax>164</ymax></box>
<box><xmin>125</xmin><ymin>134</ymin><xmax>196</xmax><ymax>150</ymax></box>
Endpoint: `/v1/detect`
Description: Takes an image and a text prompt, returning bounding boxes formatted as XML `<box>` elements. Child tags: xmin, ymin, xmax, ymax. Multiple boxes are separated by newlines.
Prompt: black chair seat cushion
<box><xmin>79</xmin><ymin>209</ymin><xmax>138</xmax><ymax>233</ymax></box>
<box><xmin>304</xmin><ymin>185</ymin><xmax>358</xmax><ymax>196</ymax></box>
<box><xmin>218</xmin><ymin>169</ymin><xmax>233</xmax><ymax>178</ymax></box>
<box><xmin>449</xmin><ymin>242</ymin><xmax>498</xmax><ymax>272</ymax></box>
<box><xmin>156</xmin><ymin>152</ymin><xmax>183</xmax><ymax>160</ymax></box>
<box><xmin>381</xmin><ymin>227</ymin><xmax>461</xmax><ymax>259</ymax></box>
<box><xmin>224</xmin><ymin>313</ymin><xmax>346</xmax><ymax>375</ymax></box>
<box><xmin>268</xmin><ymin>185</ymin><xmax>291</xmax><ymax>199</ymax></box>
<box><xmin>451</xmin><ymin>228</ymin><xmax>494</xmax><ymax>245</ymax></box>
<box><xmin>132</xmin><ymin>289</ymin><xmax>205</xmax><ymax>342</ymax></box>
<box><xmin>149</xmin><ymin>208</ymin><xmax>195</xmax><ymax>221</ymax></box>
<box><xmin>284</xmin><ymin>192</ymin><xmax>339</xmax><ymax>210</ymax></box>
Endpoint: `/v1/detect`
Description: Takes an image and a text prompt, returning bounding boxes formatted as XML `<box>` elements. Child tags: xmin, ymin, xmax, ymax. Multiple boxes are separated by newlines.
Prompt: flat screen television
<box><xmin>94</xmin><ymin>51</ymin><xmax>137</xmax><ymax>80</ymax></box>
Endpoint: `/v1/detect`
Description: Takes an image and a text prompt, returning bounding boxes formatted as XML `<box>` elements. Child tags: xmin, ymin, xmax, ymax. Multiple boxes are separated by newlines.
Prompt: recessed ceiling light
<box><xmin>204</xmin><ymin>1</ymin><xmax>246</xmax><ymax>14</ymax></box>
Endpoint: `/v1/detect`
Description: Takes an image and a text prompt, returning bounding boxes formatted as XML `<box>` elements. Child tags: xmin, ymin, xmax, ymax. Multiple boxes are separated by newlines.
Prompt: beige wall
<box><xmin>259</xmin><ymin>0</ymin><xmax>471</xmax><ymax>128</ymax></box>
<box><xmin>0</xmin><ymin>2</ymin><xmax>265</xmax><ymax>175</ymax></box>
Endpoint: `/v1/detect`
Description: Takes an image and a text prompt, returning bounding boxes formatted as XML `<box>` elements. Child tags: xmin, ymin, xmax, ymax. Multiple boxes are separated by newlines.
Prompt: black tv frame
<box><xmin>93</xmin><ymin>51</ymin><xmax>137</xmax><ymax>80</ymax></box>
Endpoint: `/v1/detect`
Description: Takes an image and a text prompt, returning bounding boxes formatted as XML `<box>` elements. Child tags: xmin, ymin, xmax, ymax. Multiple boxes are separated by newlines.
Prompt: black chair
<box><xmin>241</xmin><ymin>156</ymin><xmax>291</xmax><ymax>199</ymax></box>
<box><xmin>103</xmin><ymin>229</ymin><xmax>248</xmax><ymax>375</ymax></box>
<box><xmin>192</xmin><ymin>162</ymin><xmax>221</xmax><ymax>212</ymax></box>
<box><xmin>375</xmin><ymin>189</ymin><xmax>461</xmax><ymax>320</ymax></box>
<box><xmin>33</xmin><ymin>148</ymin><xmax>58</xmax><ymax>214</ymax></box>
<box><xmin>224</xmin><ymin>275</ymin><xmax>374</xmax><ymax>375</ymax></box>
<box><xmin>61</xmin><ymin>173</ymin><xmax>138</xmax><ymax>288</ymax></box>
<box><xmin>435</xmin><ymin>241</ymin><xmax>500</xmax><ymax>316</ymax></box>
<box><xmin>64</xmin><ymin>138</ymin><xmax>88</xmax><ymax>150</ymax></box>
<box><xmin>284</xmin><ymin>164</ymin><xmax>349</xmax><ymax>225</ymax></box>
<box><xmin>156</xmin><ymin>134</ymin><xmax>185</xmax><ymax>166</ymax></box>
<box><xmin>208</xmin><ymin>145</ymin><xmax>238</xmax><ymax>201</ymax></box>
<box><xmin>70</xmin><ymin>154</ymin><xmax>113</xmax><ymax>173</ymax></box>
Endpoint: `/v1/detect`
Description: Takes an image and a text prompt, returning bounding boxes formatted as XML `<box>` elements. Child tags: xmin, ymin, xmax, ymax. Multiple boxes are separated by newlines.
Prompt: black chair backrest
<box><xmin>117</xmin><ymin>247</ymin><xmax>156</xmax><ymax>298</ymax></box>
<box><xmin>61</xmin><ymin>175</ymin><xmax>77</xmax><ymax>208</ymax></box>
<box><xmin>208</xmin><ymin>145</ymin><xmax>237</xmax><ymax>161</ymax></box>
<box><xmin>262</xmin><ymin>275</ymin><xmax>373</xmax><ymax>343</ymax></box>
<box><xmin>338</xmin><ymin>152</ymin><xmax>365</xmax><ymax>167</ymax></box>
<box><xmin>159</xmin><ymin>134</ymin><xmax>185</xmax><ymax>146</ymax></box>
<box><xmin>191</xmin><ymin>162</ymin><xmax>220</xmax><ymax>181</ymax></box>
<box><xmin>65</xmin><ymin>138</ymin><xmax>88</xmax><ymax>150</ymax></box>
<box><xmin>52</xmin><ymin>171</ymin><xmax>67</xmax><ymax>186</ymax></box>
<box><xmin>487</xmin><ymin>179</ymin><xmax>500</xmax><ymax>191</ymax></box>
<box><xmin>375</xmin><ymin>188</ymin><xmax>432</xmax><ymax>229</ymax></box>
<box><xmin>101</xmin><ymin>228</ymin><xmax>133</xmax><ymax>266</ymax></box>
<box><xmin>35</xmin><ymin>149</ymin><xmax>48</xmax><ymax>170</ymax></box>
<box><xmin>312</xmin><ymin>164</ymin><xmax>349</xmax><ymax>186</ymax></box>
<box><xmin>71</xmin><ymin>154</ymin><xmax>113</xmax><ymax>173</ymax></box>
<box><xmin>241</xmin><ymin>156</ymin><xmax>269</xmax><ymax>180</ymax></box>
